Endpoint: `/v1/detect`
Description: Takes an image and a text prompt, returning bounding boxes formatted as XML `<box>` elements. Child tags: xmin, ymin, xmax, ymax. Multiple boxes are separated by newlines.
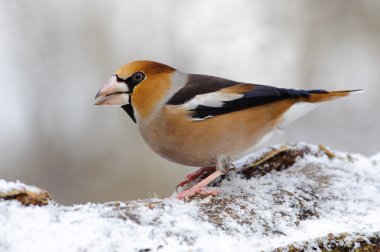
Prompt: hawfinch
<box><xmin>94</xmin><ymin>60</ymin><xmax>360</xmax><ymax>199</ymax></box>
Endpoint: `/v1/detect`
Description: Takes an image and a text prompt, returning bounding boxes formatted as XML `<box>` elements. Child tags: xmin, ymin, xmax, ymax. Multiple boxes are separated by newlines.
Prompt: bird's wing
<box><xmin>167</xmin><ymin>74</ymin><xmax>327</xmax><ymax>120</ymax></box>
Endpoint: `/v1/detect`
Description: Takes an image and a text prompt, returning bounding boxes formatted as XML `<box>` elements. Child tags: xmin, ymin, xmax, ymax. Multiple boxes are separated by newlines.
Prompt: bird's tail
<box><xmin>305</xmin><ymin>89</ymin><xmax>363</xmax><ymax>103</ymax></box>
<box><xmin>279</xmin><ymin>89</ymin><xmax>362</xmax><ymax>128</ymax></box>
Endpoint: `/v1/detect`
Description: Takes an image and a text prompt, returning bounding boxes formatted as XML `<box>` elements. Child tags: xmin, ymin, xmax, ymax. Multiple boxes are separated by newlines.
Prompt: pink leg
<box><xmin>175</xmin><ymin>170</ymin><xmax>223</xmax><ymax>200</ymax></box>
<box><xmin>176</xmin><ymin>166</ymin><xmax>216</xmax><ymax>190</ymax></box>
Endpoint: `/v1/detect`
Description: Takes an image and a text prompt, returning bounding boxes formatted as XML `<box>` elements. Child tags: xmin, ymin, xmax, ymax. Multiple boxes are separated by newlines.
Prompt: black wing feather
<box><xmin>166</xmin><ymin>73</ymin><xmax>327</xmax><ymax>119</ymax></box>
<box><xmin>192</xmin><ymin>85</ymin><xmax>327</xmax><ymax>119</ymax></box>
<box><xmin>167</xmin><ymin>74</ymin><xmax>238</xmax><ymax>105</ymax></box>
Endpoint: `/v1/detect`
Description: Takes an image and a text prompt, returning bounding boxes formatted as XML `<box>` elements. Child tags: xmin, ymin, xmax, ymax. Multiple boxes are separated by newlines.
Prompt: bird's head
<box><xmin>94</xmin><ymin>60</ymin><xmax>176</xmax><ymax>122</ymax></box>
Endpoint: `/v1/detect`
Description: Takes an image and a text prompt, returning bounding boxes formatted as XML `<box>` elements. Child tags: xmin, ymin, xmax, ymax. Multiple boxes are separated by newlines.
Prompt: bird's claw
<box><xmin>175</xmin><ymin>166</ymin><xmax>216</xmax><ymax>191</ymax></box>
<box><xmin>175</xmin><ymin>187</ymin><xmax>219</xmax><ymax>200</ymax></box>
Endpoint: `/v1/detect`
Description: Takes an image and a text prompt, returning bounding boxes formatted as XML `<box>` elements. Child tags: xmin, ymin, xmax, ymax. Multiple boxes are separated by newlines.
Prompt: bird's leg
<box><xmin>216</xmin><ymin>155</ymin><xmax>232</xmax><ymax>174</ymax></box>
<box><xmin>175</xmin><ymin>155</ymin><xmax>231</xmax><ymax>200</ymax></box>
<box><xmin>176</xmin><ymin>166</ymin><xmax>217</xmax><ymax>190</ymax></box>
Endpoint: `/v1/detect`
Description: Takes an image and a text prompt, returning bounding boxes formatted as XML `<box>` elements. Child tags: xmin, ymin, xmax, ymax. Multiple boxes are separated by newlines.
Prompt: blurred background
<box><xmin>1</xmin><ymin>0</ymin><xmax>379</xmax><ymax>204</ymax></box>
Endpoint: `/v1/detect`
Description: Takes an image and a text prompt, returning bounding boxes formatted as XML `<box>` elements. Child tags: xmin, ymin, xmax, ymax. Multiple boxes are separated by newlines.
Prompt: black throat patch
<box><xmin>121</xmin><ymin>104</ymin><xmax>136</xmax><ymax>123</ymax></box>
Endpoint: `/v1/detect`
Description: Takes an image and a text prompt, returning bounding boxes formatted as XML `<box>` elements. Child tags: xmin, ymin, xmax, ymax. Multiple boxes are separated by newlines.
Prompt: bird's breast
<box><xmin>137</xmin><ymin>101</ymin><xmax>292</xmax><ymax>167</ymax></box>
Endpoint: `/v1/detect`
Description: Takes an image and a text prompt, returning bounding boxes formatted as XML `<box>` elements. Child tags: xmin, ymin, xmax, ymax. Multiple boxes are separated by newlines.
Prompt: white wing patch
<box><xmin>192</xmin><ymin>115</ymin><xmax>213</xmax><ymax>121</ymax></box>
<box><xmin>279</xmin><ymin>102</ymin><xmax>321</xmax><ymax>128</ymax></box>
<box><xmin>181</xmin><ymin>91</ymin><xmax>244</xmax><ymax>121</ymax></box>
<box><xmin>183</xmin><ymin>92</ymin><xmax>244</xmax><ymax>110</ymax></box>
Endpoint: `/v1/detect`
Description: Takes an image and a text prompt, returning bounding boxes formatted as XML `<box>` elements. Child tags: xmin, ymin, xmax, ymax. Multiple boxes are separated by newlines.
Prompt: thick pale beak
<box><xmin>94</xmin><ymin>75</ymin><xmax>130</xmax><ymax>106</ymax></box>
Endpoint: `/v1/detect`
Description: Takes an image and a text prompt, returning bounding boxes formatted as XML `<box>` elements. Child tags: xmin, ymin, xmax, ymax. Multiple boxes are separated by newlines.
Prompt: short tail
<box><xmin>306</xmin><ymin>89</ymin><xmax>363</xmax><ymax>103</ymax></box>
<box><xmin>279</xmin><ymin>89</ymin><xmax>363</xmax><ymax>127</ymax></box>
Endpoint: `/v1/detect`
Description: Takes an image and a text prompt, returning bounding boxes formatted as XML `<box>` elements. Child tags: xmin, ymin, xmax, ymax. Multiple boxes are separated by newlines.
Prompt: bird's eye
<box><xmin>132</xmin><ymin>72</ymin><xmax>145</xmax><ymax>82</ymax></box>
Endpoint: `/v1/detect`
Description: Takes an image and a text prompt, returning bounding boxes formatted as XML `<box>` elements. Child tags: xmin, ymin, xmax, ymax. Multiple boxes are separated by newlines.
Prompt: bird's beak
<box><xmin>94</xmin><ymin>75</ymin><xmax>130</xmax><ymax>106</ymax></box>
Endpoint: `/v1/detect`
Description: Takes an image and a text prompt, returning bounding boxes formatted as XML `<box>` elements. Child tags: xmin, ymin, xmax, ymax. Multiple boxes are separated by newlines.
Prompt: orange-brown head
<box><xmin>94</xmin><ymin>60</ymin><xmax>179</xmax><ymax>122</ymax></box>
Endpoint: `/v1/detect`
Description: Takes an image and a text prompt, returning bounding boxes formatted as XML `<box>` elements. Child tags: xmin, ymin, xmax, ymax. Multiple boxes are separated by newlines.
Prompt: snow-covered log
<box><xmin>1</xmin><ymin>143</ymin><xmax>380</xmax><ymax>251</ymax></box>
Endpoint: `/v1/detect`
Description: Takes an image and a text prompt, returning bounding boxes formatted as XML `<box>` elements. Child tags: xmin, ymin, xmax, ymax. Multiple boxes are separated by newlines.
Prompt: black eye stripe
<box><xmin>114</xmin><ymin>72</ymin><xmax>145</xmax><ymax>93</ymax></box>
<box><xmin>114</xmin><ymin>74</ymin><xmax>126</xmax><ymax>83</ymax></box>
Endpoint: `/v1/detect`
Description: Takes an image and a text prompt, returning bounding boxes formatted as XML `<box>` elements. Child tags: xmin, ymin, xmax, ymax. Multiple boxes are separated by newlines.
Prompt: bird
<box><xmin>94</xmin><ymin>60</ymin><xmax>361</xmax><ymax>199</ymax></box>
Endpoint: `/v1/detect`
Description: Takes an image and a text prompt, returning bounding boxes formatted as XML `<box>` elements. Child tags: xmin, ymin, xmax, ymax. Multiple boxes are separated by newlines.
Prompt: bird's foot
<box><xmin>174</xmin><ymin>155</ymin><xmax>232</xmax><ymax>200</ymax></box>
<box><xmin>175</xmin><ymin>187</ymin><xmax>219</xmax><ymax>200</ymax></box>
<box><xmin>176</xmin><ymin>166</ymin><xmax>216</xmax><ymax>190</ymax></box>
<box><xmin>174</xmin><ymin>170</ymin><xmax>223</xmax><ymax>200</ymax></box>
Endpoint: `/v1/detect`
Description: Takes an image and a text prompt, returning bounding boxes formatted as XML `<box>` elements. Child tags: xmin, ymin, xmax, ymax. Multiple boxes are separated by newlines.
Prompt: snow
<box><xmin>0</xmin><ymin>179</ymin><xmax>42</xmax><ymax>194</ymax></box>
<box><xmin>0</xmin><ymin>143</ymin><xmax>380</xmax><ymax>252</ymax></box>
